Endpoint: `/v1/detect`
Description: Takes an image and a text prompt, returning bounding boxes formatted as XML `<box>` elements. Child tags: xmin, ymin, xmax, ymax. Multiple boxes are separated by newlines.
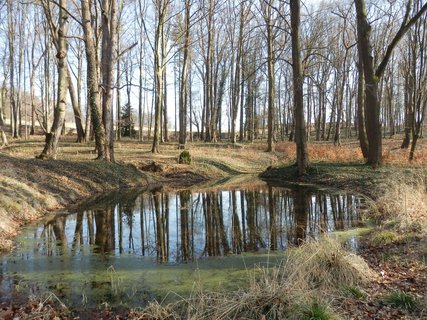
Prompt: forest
<box><xmin>0</xmin><ymin>0</ymin><xmax>426</xmax><ymax>319</ymax></box>
<box><xmin>0</xmin><ymin>0</ymin><xmax>425</xmax><ymax>165</ymax></box>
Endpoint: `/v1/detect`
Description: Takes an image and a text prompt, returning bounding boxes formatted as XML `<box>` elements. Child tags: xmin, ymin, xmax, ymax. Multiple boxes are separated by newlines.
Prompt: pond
<box><xmin>0</xmin><ymin>179</ymin><xmax>365</xmax><ymax>311</ymax></box>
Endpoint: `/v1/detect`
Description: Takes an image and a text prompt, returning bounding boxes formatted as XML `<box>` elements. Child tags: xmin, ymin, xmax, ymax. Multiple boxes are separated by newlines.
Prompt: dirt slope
<box><xmin>0</xmin><ymin>153</ymin><xmax>149</xmax><ymax>250</ymax></box>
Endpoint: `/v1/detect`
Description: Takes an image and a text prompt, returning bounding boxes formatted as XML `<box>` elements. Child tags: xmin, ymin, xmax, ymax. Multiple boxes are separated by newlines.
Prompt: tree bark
<box><xmin>38</xmin><ymin>0</ymin><xmax>69</xmax><ymax>159</ymax></box>
<box><xmin>152</xmin><ymin>0</ymin><xmax>169</xmax><ymax>153</ymax></box>
<box><xmin>101</xmin><ymin>0</ymin><xmax>117</xmax><ymax>162</ymax></box>
<box><xmin>290</xmin><ymin>0</ymin><xmax>309</xmax><ymax>176</ymax></box>
<box><xmin>0</xmin><ymin>85</ymin><xmax>8</xmax><ymax>148</ymax></box>
<box><xmin>354</xmin><ymin>0</ymin><xmax>382</xmax><ymax>166</ymax></box>
<box><xmin>7</xmin><ymin>0</ymin><xmax>18</xmax><ymax>138</ymax></box>
<box><xmin>266</xmin><ymin>4</ymin><xmax>275</xmax><ymax>152</ymax></box>
<box><xmin>81</xmin><ymin>0</ymin><xmax>106</xmax><ymax>159</ymax></box>
<box><xmin>355</xmin><ymin>0</ymin><xmax>427</xmax><ymax>166</ymax></box>
<box><xmin>178</xmin><ymin>0</ymin><xmax>191</xmax><ymax>148</ymax></box>
<box><xmin>356</xmin><ymin>45</ymin><xmax>369</xmax><ymax>159</ymax></box>
<box><xmin>67</xmin><ymin>68</ymin><xmax>85</xmax><ymax>142</ymax></box>
<box><xmin>231</xmin><ymin>4</ymin><xmax>244</xmax><ymax>144</ymax></box>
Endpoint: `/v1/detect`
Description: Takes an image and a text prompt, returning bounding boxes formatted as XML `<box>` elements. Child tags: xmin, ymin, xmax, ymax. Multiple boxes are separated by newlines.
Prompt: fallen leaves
<box><xmin>338</xmin><ymin>234</ymin><xmax>427</xmax><ymax>319</ymax></box>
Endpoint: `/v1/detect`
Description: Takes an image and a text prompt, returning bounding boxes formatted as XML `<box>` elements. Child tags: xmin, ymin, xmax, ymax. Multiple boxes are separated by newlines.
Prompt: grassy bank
<box><xmin>0</xmin><ymin>153</ymin><xmax>150</xmax><ymax>251</ymax></box>
<box><xmin>261</xmin><ymin>161</ymin><xmax>427</xmax><ymax>198</ymax></box>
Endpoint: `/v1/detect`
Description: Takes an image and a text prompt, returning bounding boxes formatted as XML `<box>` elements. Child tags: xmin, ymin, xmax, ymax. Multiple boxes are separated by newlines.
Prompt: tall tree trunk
<box><xmin>163</xmin><ymin>64</ymin><xmax>168</xmax><ymax>142</ymax></box>
<box><xmin>16</xmin><ymin>4</ymin><xmax>27</xmax><ymax>139</ymax></box>
<box><xmin>355</xmin><ymin>0</ymin><xmax>427</xmax><ymax>166</ymax></box>
<box><xmin>266</xmin><ymin>10</ymin><xmax>275</xmax><ymax>152</ymax></box>
<box><xmin>38</xmin><ymin>0</ymin><xmax>69</xmax><ymax>159</ymax></box>
<box><xmin>138</xmin><ymin>28</ymin><xmax>144</xmax><ymax>141</ymax></box>
<box><xmin>7</xmin><ymin>0</ymin><xmax>18</xmax><ymax>138</ymax></box>
<box><xmin>231</xmin><ymin>4</ymin><xmax>244</xmax><ymax>144</ymax></box>
<box><xmin>355</xmin><ymin>1</ymin><xmax>383</xmax><ymax>166</ymax></box>
<box><xmin>204</xmin><ymin>3</ymin><xmax>213</xmax><ymax>142</ymax></box>
<box><xmin>67</xmin><ymin>68</ymin><xmax>85</xmax><ymax>142</ymax></box>
<box><xmin>178</xmin><ymin>0</ymin><xmax>191</xmax><ymax>149</ymax></box>
<box><xmin>0</xmin><ymin>85</ymin><xmax>8</xmax><ymax>148</ymax></box>
<box><xmin>116</xmin><ymin>25</ymin><xmax>122</xmax><ymax>141</ymax></box>
<box><xmin>239</xmin><ymin>53</ymin><xmax>245</xmax><ymax>142</ymax></box>
<box><xmin>357</xmin><ymin>45</ymin><xmax>369</xmax><ymax>159</ymax></box>
<box><xmin>152</xmin><ymin>0</ymin><xmax>169</xmax><ymax>153</ymax></box>
<box><xmin>81</xmin><ymin>0</ymin><xmax>106</xmax><ymax>159</ymax></box>
<box><xmin>290</xmin><ymin>0</ymin><xmax>309</xmax><ymax>176</ymax></box>
<box><xmin>401</xmin><ymin>39</ymin><xmax>415</xmax><ymax>149</ymax></box>
<box><xmin>101</xmin><ymin>0</ymin><xmax>117</xmax><ymax>162</ymax></box>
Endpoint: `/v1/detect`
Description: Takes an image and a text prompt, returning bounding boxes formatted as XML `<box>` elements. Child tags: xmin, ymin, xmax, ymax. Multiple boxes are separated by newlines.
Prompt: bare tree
<box><xmin>355</xmin><ymin>0</ymin><xmax>427</xmax><ymax>166</ymax></box>
<box><xmin>37</xmin><ymin>0</ymin><xmax>70</xmax><ymax>159</ymax></box>
<box><xmin>408</xmin><ymin>1</ymin><xmax>427</xmax><ymax>160</ymax></box>
<box><xmin>178</xmin><ymin>0</ymin><xmax>191</xmax><ymax>149</ymax></box>
<box><xmin>260</xmin><ymin>0</ymin><xmax>279</xmax><ymax>152</ymax></box>
<box><xmin>6</xmin><ymin>0</ymin><xmax>18</xmax><ymax>138</ymax></box>
<box><xmin>101</xmin><ymin>0</ymin><xmax>118</xmax><ymax>162</ymax></box>
<box><xmin>229</xmin><ymin>2</ymin><xmax>247</xmax><ymax>144</ymax></box>
<box><xmin>151</xmin><ymin>0</ymin><xmax>170</xmax><ymax>153</ymax></box>
<box><xmin>81</xmin><ymin>0</ymin><xmax>106</xmax><ymax>159</ymax></box>
<box><xmin>0</xmin><ymin>82</ymin><xmax>8</xmax><ymax>148</ymax></box>
<box><xmin>290</xmin><ymin>0</ymin><xmax>308</xmax><ymax>175</ymax></box>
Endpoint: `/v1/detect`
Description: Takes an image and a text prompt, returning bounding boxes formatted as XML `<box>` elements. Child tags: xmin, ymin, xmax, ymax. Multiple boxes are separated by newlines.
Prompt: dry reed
<box><xmin>375</xmin><ymin>171</ymin><xmax>427</xmax><ymax>232</ymax></box>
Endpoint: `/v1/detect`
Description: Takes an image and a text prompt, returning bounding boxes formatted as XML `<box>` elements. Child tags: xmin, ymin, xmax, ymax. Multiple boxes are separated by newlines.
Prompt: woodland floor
<box><xmin>0</xmin><ymin>133</ymin><xmax>426</xmax><ymax>319</ymax></box>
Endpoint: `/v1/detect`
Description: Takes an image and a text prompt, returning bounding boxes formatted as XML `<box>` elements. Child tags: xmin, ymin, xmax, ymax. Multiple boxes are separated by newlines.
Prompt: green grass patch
<box><xmin>385</xmin><ymin>290</ymin><xmax>419</xmax><ymax>310</ymax></box>
<box><xmin>331</xmin><ymin>227</ymin><xmax>372</xmax><ymax>243</ymax></box>
<box><xmin>297</xmin><ymin>300</ymin><xmax>339</xmax><ymax>320</ymax></box>
<box><xmin>371</xmin><ymin>230</ymin><xmax>399</xmax><ymax>246</ymax></box>
<box><xmin>342</xmin><ymin>285</ymin><xmax>367</xmax><ymax>300</ymax></box>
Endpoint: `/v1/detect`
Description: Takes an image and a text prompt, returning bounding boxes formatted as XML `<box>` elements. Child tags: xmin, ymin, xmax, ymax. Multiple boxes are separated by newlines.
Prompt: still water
<box><xmin>0</xmin><ymin>181</ymin><xmax>364</xmax><ymax>309</ymax></box>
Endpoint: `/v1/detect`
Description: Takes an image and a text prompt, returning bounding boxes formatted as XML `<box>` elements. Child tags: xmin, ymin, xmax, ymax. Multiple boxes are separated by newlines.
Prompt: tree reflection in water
<box><xmin>36</xmin><ymin>185</ymin><xmax>363</xmax><ymax>263</ymax></box>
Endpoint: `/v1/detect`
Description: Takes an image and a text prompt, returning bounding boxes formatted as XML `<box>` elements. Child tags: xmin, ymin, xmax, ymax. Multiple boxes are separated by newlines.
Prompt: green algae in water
<box><xmin>1</xmin><ymin>244</ymin><xmax>286</xmax><ymax>308</ymax></box>
<box><xmin>0</xmin><ymin>183</ymin><xmax>365</xmax><ymax>309</ymax></box>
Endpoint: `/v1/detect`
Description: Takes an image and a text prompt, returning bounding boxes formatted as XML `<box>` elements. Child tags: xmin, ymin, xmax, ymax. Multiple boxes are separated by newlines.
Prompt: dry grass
<box><xmin>129</xmin><ymin>301</ymin><xmax>178</xmax><ymax>320</ymax></box>
<box><xmin>3</xmin><ymin>133</ymin><xmax>427</xmax><ymax>170</ymax></box>
<box><xmin>270</xmin><ymin>135</ymin><xmax>427</xmax><ymax>165</ymax></box>
<box><xmin>129</xmin><ymin>239</ymin><xmax>374</xmax><ymax>320</ymax></box>
<box><xmin>286</xmin><ymin>238</ymin><xmax>376</xmax><ymax>291</ymax></box>
<box><xmin>375</xmin><ymin>171</ymin><xmax>427</xmax><ymax>232</ymax></box>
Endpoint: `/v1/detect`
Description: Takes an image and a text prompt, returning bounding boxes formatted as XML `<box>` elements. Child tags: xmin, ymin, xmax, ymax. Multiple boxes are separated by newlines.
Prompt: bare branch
<box><xmin>376</xmin><ymin>1</ymin><xmax>427</xmax><ymax>78</ymax></box>
<box><xmin>116</xmin><ymin>42</ymin><xmax>138</xmax><ymax>61</ymax></box>
<box><xmin>48</xmin><ymin>0</ymin><xmax>83</xmax><ymax>27</ymax></box>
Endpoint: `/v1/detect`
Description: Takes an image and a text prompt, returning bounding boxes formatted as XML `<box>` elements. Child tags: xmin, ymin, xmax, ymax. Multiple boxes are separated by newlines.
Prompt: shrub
<box><xmin>178</xmin><ymin>150</ymin><xmax>192</xmax><ymax>164</ymax></box>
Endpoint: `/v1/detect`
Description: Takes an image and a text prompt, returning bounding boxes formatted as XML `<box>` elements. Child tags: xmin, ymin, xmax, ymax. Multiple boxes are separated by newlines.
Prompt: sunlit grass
<box><xmin>371</xmin><ymin>230</ymin><xmax>399</xmax><ymax>246</ymax></box>
<box><xmin>375</xmin><ymin>171</ymin><xmax>427</xmax><ymax>232</ymax></box>
<box><xmin>385</xmin><ymin>290</ymin><xmax>420</xmax><ymax>311</ymax></box>
<box><xmin>297</xmin><ymin>300</ymin><xmax>340</xmax><ymax>320</ymax></box>
<box><xmin>342</xmin><ymin>285</ymin><xmax>368</xmax><ymax>300</ymax></box>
